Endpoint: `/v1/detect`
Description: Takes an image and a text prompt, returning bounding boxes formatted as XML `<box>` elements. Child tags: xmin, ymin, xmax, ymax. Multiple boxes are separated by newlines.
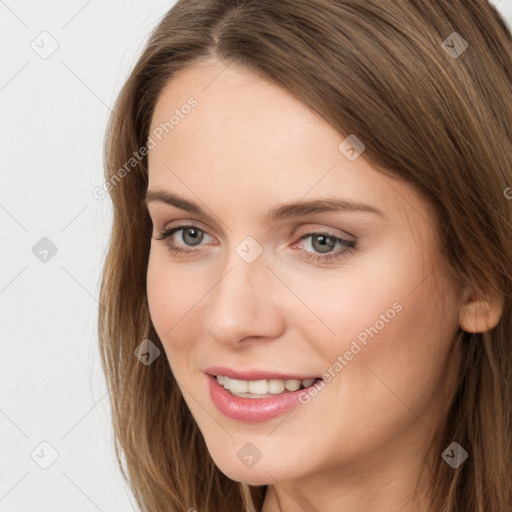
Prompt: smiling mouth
<box><xmin>215</xmin><ymin>374</ymin><xmax>323</xmax><ymax>398</ymax></box>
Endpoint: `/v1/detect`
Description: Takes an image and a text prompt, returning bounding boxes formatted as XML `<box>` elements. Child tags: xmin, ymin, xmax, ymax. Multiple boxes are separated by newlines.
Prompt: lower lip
<box><xmin>207</xmin><ymin>374</ymin><xmax>319</xmax><ymax>423</ymax></box>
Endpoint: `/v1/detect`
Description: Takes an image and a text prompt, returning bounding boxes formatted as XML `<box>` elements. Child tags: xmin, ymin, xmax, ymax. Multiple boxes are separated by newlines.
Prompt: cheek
<box><xmin>316</xmin><ymin>267</ymin><xmax>460</xmax><ymax>423</ymax></box>
<box><xmin>146</xmin><ymin>255</ymin><xmax>193</xmax><ymax>384</ymax></box>
<box><xmin>146</xmin><ymin>252</ymin><xmax>167</xmax><ymax>330</ymax></box>
<box><xmin>146</xmin><ymin>248</ymin><xmax>208</xmax><ymax>356</ymax></box>
<box><xmin>146</xmin><ymin>250</ymin><xmax>184</xmax><ymax>344</ymax></box>
<box><xmin>298</xmin><ymin>248</ymin><xmax>458</xmax><ymax>388</ymax></box>
<box><xmin>279</xmin><ymin>255</ymin><xmax>415</xmax><ymax>349</ymax></box>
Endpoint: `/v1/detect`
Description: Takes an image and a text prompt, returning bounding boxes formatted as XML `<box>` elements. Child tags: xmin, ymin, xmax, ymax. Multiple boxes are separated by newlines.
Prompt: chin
<box><xmin>223</xmin><ymin>468</ymin><xmax>275</xmax><ymax>486</ymax></box>
<box><xmin>212</xmin><ymin>454</ymin><xmax>297</xmax><ymax>486</ymax></box>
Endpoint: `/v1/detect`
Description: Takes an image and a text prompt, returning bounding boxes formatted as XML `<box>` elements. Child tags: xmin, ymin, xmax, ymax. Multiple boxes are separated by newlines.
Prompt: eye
<box><xmin>154</xmin><ymin>223</ymin><xmax>357</xmax><ymax>263</ymax></box>
<box><xmin>155</xmin><ymin>224</ymin><xmax>211</xmax><ymax>256</ymax></box>
<box><xmin>294</xmin><ymin>231</ymin><xmax>356</xmax><ymax>263</ymax></box>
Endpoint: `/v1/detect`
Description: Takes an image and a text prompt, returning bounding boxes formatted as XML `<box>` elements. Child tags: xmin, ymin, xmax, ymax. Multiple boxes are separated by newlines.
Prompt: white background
<box><xmin>1</xmin><ymin>1</ymin><xmax>511</xmax><ymax>510</ymax></box>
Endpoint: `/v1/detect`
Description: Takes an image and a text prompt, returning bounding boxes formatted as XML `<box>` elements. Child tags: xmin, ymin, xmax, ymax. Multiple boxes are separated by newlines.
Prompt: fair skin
<box><xmin>145</xmin><ymin>58</ymin><xmax>503</xmax><ymax>512</ymax></box>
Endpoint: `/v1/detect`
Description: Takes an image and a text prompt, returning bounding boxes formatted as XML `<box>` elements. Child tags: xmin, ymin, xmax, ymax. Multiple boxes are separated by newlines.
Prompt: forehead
<box><xmin>149</xmin><ymin>59</ymin><xmax>332</xmax><ymax>159</ymax></box>
<box><xmin>146</xmin><ymin>60</ymin><xmax>430</xmax><ymax>231</ymax></box>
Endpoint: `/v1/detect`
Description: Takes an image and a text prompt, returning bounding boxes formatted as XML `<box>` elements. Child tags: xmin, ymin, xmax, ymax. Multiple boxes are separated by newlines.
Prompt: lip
<box><xmin>204</xmin><ymin>366</ymin><xmax>321</xmax><ymax>382</ymax></box>
<box><xmin>206</xmin><ymin>373</ymin><xmax>322</xmax><ymax>423</ymax></box>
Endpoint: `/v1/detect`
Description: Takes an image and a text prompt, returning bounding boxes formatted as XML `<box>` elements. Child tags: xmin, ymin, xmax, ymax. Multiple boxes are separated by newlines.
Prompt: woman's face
<box><xmin>145</xmin><ymin>58</ymin><xmax>463</xmax><ymax>495</ymax></box>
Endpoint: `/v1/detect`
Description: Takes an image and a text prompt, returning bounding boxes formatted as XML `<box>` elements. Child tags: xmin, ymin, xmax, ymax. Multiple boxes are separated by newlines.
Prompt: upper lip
<box><xmin>205</xmin><ymin>366</ymin><xmax>321</xmax><ymax>382</ymax></box>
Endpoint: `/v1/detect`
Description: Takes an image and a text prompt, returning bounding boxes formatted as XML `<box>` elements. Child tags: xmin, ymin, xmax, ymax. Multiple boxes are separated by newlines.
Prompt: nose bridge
<box><xmin>204</xmin><ymin>240</ymin><xmax>282</xmax><ymax>344</ymax></box>
<box><xmin>217</xmin><ymin>234</ymin><xmax>268</xmax><ymax>304</ymax></box>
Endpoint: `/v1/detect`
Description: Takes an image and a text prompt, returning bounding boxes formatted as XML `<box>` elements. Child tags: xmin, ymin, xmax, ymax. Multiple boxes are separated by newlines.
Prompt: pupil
<box><xmin>185</xmin><ymin>228</ymin><xmax>202</xmax><ymax>245</ymax></box>
<box><xmin>314</xmin><ymin>235</ymin><xmax>334</xmax><ymax>253</ymax></box>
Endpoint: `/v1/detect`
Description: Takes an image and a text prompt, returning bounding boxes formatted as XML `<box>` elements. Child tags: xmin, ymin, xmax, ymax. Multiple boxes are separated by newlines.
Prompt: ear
<box><xmin>459</xmin><ymin>285</ymin><xmax>504</xmax><ymax>333</ymax></box>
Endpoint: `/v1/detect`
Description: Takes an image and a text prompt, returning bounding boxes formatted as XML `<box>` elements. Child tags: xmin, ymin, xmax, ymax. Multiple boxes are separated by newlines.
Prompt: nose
<box><xmin>203</xmin><ymin>249</ymin><xmax>285</xmax><ymax>347</ymax></box>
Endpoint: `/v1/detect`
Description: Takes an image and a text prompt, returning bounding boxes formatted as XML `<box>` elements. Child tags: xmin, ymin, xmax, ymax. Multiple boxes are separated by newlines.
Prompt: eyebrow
<box><xmin>143</xmin><ymin>189</ymin><xmax>386</xmax><ymax>221</ymax></box>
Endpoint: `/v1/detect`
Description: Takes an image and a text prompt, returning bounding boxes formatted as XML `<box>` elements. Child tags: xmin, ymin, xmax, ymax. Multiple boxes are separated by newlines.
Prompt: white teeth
<box><xmin>248</xmin><ymin>380</ymin><xmax>268</xmax><ymax>394</ymax></box>
<box><xmin>268</xmin><ymin>379</ymin><xmax>285</xmax><ymax>394</ymax></box>
<box><xmin>216</xmin><ymin>375</ymin><xmax>319</xmax><ymax>396</ymax></box>
<box><xmin>229</xmin><ymin>379</ymin><xmax>248</xmax><ymax>393</ymax></box>
<box><xmin>284</xmin><ymin>379</ymin><xmax>301</xmax><ymax>391</ymax></box>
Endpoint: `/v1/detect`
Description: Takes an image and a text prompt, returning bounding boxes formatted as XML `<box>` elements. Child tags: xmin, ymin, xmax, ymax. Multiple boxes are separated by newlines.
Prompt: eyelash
<box><xmin>155</xmin><ymin>223</ymin><xmax>356</xmax><ymax>263</ymax></box>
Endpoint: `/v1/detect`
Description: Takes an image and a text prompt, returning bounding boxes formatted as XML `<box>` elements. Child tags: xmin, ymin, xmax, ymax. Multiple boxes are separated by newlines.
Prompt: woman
<box><xmin>98</xmin><ymin>1</ymin><xmax>512</xmax><ymax>510</ymax></box>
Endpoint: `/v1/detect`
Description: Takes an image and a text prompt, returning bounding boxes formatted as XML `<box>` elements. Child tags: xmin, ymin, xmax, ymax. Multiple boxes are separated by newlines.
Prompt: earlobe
<box><xmin>459</xmin><ymin>286</ymin><xmax>505</xmax><ymax>333</ymax></box>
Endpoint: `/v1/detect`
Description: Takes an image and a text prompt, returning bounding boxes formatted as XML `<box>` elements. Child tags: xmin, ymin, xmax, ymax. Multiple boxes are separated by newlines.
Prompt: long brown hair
<box><xmin>98</xmin><ymin>1</ymin><xmax>512</xmax><ymax>510</ymax></box>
